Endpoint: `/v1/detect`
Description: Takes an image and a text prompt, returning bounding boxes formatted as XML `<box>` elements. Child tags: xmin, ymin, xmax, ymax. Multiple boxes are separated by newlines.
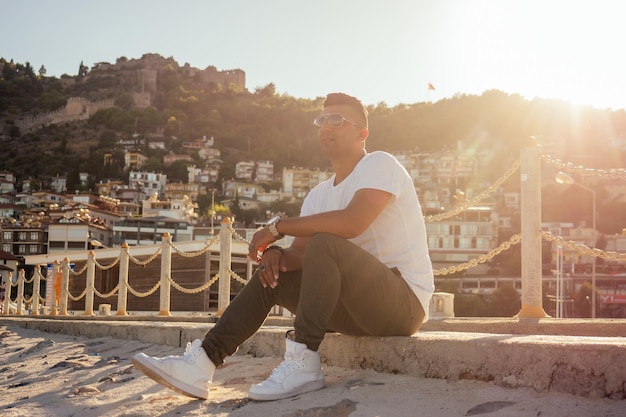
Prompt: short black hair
<box><xmin>323</xmin><ymin>93</ymin><xmax>368</xmax><ymax>128</ymax></box>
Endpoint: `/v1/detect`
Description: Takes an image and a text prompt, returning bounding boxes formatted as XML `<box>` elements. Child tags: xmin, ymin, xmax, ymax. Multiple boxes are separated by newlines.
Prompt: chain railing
<box><xmin>2</xmin><ymin>219</ymin><xmax>250</xmax><ymax>316</ymax></box>
<box><xmin>429</xmin><ymin>151</ymin><xmax>625</xmax><ymax>298</ymax></box>
<box><xmin>434</xmin><ymin>234</ymin><xmax>522</xmax><ymax>276</ymax></box>
<box><xmin>541</xmin><ymin>231</ymin><xmax>626</xmax><ymax>262</ymax></box>
<box><xmin>542</xmin><ymin>155</ymin><xmax>626</xmax><ymax>180</ymax></box>
<box><xmin>3</xmin><ymin>147</ymin><xmax>625</xmax><ymax>318</ymax></box>
<box><xmin>425</xmin><ymin>159</ymin><xmax>520</xmax><ymax>223</ymax></box>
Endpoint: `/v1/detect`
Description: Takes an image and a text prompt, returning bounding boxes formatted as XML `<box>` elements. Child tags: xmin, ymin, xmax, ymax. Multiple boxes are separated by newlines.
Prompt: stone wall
<box><xmin>16</xmin><ymin>97</ymin><xmax>115</xmax><ymax>134</ymax></box>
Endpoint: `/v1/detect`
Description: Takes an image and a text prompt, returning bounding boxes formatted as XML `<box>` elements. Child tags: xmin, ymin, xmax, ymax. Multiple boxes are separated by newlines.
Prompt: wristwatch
<box><xmin>267</xmin><ymin>216</ymin><xmax>284</xmax><ymax>239</ymax></box>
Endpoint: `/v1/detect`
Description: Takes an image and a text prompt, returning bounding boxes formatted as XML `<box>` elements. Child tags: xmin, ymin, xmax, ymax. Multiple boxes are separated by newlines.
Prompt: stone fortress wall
<box><xmin>14</xmin><ymin>53</ymin><xmax>245</xmax><ymax>135</ymax></box>
<box><xmin>16</xmin><ymin>97</ymin><xmax>115</xmax><ymax>134</ymax></box>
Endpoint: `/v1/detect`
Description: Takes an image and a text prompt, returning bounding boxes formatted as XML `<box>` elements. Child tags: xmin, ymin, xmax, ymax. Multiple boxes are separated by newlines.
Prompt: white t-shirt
<box><xmin>300</xmin><ymin>151</ymin><xmax>434</xmax><ymax>317</ymax></box>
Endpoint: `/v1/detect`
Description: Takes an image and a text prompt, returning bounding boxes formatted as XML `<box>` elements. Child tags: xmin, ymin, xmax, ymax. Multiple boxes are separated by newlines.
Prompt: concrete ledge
<box><xmin>422</xmin><ymin>317</ymin><xmax>626</xmax><ymax>337</ymax></box>
<box><xmin>15</xmin><ymin>314</ymin><xmax>626</xmax><ymax>337</ymax></box>
<box><xmin>2</xmin><ymin>316</ymin><xmax>625</xmax><ymax>400</ymax></box>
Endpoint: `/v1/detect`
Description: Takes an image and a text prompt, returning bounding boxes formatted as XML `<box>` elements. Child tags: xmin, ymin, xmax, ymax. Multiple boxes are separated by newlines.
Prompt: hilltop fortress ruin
<box><xmin>15</xmin><ymin>53</ymin><xmax>245</xmax><ymax>134</ymax></box>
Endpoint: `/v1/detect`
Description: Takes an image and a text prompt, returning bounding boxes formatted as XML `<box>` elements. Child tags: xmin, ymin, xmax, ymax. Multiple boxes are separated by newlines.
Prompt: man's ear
<box><xmin>358</xmin><ymin>128</ymin><xmax>369</xmax><ymax>141</ymax></box>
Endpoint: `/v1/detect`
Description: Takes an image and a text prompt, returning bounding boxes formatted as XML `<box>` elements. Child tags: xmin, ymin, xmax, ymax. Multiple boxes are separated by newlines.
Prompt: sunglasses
<box><xmin>313</xmin><ymin>113</ymin><xmax>364</xmax><ymax>129</ymax></box>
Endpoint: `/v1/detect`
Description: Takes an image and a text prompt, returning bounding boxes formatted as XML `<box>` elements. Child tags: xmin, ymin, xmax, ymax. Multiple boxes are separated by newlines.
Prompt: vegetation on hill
<box><xmin>1</xmin><ymin>55</ymin><xmax>625</xmax><ymax>233</ymax></box>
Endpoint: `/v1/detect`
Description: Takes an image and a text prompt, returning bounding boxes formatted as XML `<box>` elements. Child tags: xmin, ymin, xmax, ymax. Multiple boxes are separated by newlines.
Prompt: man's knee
<box><xmin>305</xmin><ymin>233</ymin><xmax>345</xmax><ymax>256</ymax></box>
<box><xmin>304</xmin><ymin>233</ymin><xmax>364</xmax><ymax>267</ymax></box>
<box><xmin>308</xmin><ymin>232</ymin><xmax>338</xmax><ymax>246</ymax></box>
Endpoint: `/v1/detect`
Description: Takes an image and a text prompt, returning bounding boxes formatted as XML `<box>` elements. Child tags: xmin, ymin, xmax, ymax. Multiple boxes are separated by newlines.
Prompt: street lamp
<box><xmin>89</xmin><ymin>239</ymin><xmax>107</xmax><ymax>249</ymax></box>
<box><xmin>210</xmin><ymin>189</ymin><xmax>216</xmax><ymax>235</ymax></box>
<box><xmin>555</xmin><ymin>171</ymin><xmax>597</xmax><ymax>318</ymax></box>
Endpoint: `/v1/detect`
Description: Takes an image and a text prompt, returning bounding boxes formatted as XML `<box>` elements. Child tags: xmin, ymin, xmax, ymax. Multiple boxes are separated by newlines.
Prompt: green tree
<box><xmin>66</xmin><ymin>163</ymin><xmax>81</xmax><ymax>192</ymax></box>
<box><xmin>238</xmin><ymin>208</ymin><xmax>261</xmax><ymax>227</ymax></box>
<box><xmin>574</xmin><ymin>282</ymin><xmax>593</xmax><ymax>318</ymax></box>
<box><xmin>435</xmin><ymin>279</ymin><xmax>460</xmax><ymax>294</ymax></box>
<box><xmin>78</xmin><ymin>60</ymin><xmax>89</xmax><ymax>78</ymax></box>
<box><xmin>230</xmin><ymin>194</ymin><xmax>242</xmax><ymax>224</ymax></box>
<box><xmin>489</xmin><ymin>284</ymin><xmax>521</xmax><ymax>317</ymax></box>
<box><xmin>38</xmin><ymin>91</ymin><xmax>66</xmax><ymax>111</ymax></box>
<box><xmin>454</xmin><ymin>294</ymin><xmax>489</xmax><ymax>317</ymax></box>
<box><xmin>164</xmin><ymin>160</ymin><xmax>190</xmax><ymax>183</ymax></box>
<box><xmin>9</xmin><ymin>125</ymin><xmax>20</xmax><ymax>138</ymax></box>
<box><xmin>266</xmin><ymin>198</ymin><xmax>302</xmax><ymax>218</ymax></box>
<box><xmin>98</xmin><ymin>130</ymin><xmax>118</xmax><ymax>148</ymax></box>
<box><xmin>29</xmin><ymin>178</ymin><xmax>42</xmax><ymax>192</ymax></box>
<box><xmin>115</xmin><ymin>93</ymin><xmax>135</xmax><ymax>111</ymax></box>
<box><xmin>2</xmin><ymin>59</ymin><xmax>15</xmax><ymax>80</ymax></box>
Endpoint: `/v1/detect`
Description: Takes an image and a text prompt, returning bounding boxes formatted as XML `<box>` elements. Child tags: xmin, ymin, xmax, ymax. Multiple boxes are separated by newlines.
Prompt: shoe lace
<box><xmin>181</xmin><ymin>340</ymin><xmax>202</xmax><ymax>363</ymax></box>
<box><xmin>268</xmin><ymin>357</ymin><xmax>303</xmax><ymax>382</ymax></box>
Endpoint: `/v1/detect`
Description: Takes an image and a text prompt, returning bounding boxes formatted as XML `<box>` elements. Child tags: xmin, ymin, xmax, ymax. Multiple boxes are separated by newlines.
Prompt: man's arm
<box><xmin>281</xmin><ymin>188</ymin><xmax>392</xmax><ymax>239</ymax></box>
<box><xmin>252</xmin><ymin>188</ymin><xmax>392</xmax><ymax>288</ymax></box>
<box><xmin>248</xmin><ymin>188</ymin><xmax>392</xmax><ymax>260</ymax></box>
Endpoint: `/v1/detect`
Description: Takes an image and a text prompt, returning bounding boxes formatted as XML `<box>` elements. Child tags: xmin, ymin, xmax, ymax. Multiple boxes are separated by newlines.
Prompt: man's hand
<box><xmin>247</xmin><ymin>226</ymin><xmax>276</xmax><ymax>261</ymax></box>
<box><xmin>256</xmin><ymin>247</ymin><xmax>287</xmax><ymax>289</ymax></box>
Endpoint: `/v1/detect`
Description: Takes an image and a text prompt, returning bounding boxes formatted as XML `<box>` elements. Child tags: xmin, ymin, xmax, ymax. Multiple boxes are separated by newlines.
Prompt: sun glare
<box><xmin>431</xmin><ymin>1</ymin><xmax>625</xmax><ymax>111</ymax></box>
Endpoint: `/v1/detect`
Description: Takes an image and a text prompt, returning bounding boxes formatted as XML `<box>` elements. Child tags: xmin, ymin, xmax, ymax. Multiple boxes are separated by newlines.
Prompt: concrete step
<box><xmin>2</xmin><ymin>316</ymin><xmax>625</xmax><ymax>400</ymax></box>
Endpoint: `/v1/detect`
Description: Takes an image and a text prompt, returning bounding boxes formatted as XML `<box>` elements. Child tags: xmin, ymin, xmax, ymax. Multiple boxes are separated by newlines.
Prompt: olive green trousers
<box><xmin>202</xmin><ymin>233</ymin><xmax>425</xmax><ymax>365</ymax></box>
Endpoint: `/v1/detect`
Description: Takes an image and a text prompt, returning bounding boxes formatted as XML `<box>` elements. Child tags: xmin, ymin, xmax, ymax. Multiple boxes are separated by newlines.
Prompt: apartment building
<box><xmin>112</xmin><ymin>216</ymin><xmax>194</xmax><ymax>246</ymax></box>
<box><xmin>48</xmin><ymin>216</ymin><xmax>111</xmax><ymax>253</ymax></box>
<box><xmin>142</xmin><ymin>194</ymin><xmax>198</xmax><ymax>223</ymax></box>
<box><xmin>165</xmin><ymin>182</ymin><xmax>201</xmax><ymax>201</ymax></box>
<box><xmin>253</xmin><ymin>160</ymin><xmax>274</xmax><ymax>182</ymax></box>
<box><xmin>1</xmin><ymin>222</ymin><xmax>48</xmax><ymax>256</ymax></box>
<box><xmin>282</xmin><ymin>167</ymin><xmax>333</xmax><ymax>198</ymax></box>
<box><xmin>425</xmin><ymin>206</ymin><xmax>499</xmax><ymax>276</ymax></box>
<box><xmin>187</xmin><ymin>165</ymin><xmax>220</xmax><ymax>185</ymax></box>
<box><xmin>124</xmin><ymin>150</ymin><xmax>147</xmax><ymax>170</ymax></box>
<box><xmin>129</xmin><ymin>172</ymin><xmax>167</xmax><ymax>199</ymax></box>
<box><xmin>0</xmin><ymin>170</ymin><xmax>15</xmax><ymax>194</ymax></box>
<box><xmin>235</xmin><ymin>161</ymin><xmax>255</xmax><ymax>181</ymax></box>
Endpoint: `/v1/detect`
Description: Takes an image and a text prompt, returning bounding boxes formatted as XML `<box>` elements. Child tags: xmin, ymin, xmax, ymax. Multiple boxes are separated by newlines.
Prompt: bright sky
<box><xmin>2</xmin><ymin>0</ymin><xmax>625</xmax><ymax>110</ymax></box>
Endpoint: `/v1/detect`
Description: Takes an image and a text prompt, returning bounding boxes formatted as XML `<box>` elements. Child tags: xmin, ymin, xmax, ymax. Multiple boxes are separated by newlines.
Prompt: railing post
<box><xmin>158</xmin><ymin>233</ymin><xmax>172</xmax><ymax>316</ymax></box>
<box><xmin>49</xmin><ymin>261</ymin><xmax>60</xmax><ymax>316</ymax></box>
<box><xmin>31</xmin><ymin>265</ymin><xmax>42</xmax><ymax>315</ymax></box>
<box><xmin>218</xmin><ymin>218</ymin><xmax>233</xmax><ymax>313</ymax></box>
<box><xmin>84</xmin><ymin>251</ymin><xmax>96</xmax><ymax>316</ymax></box>
<box><xmin>1</xmin><ymin>273</ymin><xmax>10</xmax><ymax>314</ymax></box>
<box><xmin>59</xmin><ymin>258</ymin><xmax>70</xmax><ymax>316</ymax></box>
<box><xmin>246</xmin><ymin>258</ymin><xmax>254</xmax><ymax>281</ymax></box>
<box><xmin>116</xmin><ymin>243</ymin><xmax>130</xmax><ymax>316</ymax></box>
<box><xmin>517</xmin><ymin>138</ymin><xmax>549</xmax><ymax>318</ymax></box>
<box><xmin>16</xmin><ymin>269</ymin><xmax>25</xmax><ymax>315</ymax></box>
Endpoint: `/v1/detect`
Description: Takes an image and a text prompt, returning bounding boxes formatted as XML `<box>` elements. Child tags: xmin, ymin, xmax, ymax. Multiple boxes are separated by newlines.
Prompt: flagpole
<box><xmin>427</xmin><ymin>83</ymin><xmax>435</xmax><ymax>103</ymax></box>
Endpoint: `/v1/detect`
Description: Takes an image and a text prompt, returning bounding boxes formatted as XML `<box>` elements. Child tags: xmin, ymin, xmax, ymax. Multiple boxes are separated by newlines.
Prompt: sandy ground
<box><xmin>0</xmin><ymin>324</ymin><xmax>624</xmax><ymax>417</ymax></box>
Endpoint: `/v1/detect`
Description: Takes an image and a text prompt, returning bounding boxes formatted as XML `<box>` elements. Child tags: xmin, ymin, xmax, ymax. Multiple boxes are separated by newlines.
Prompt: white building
<box><xmin>129</xmin><ymin>171</ymin><xmax>167</xmax><ymax>199</ymax></box>
<box><xmin>0</xmin><ymin>171</ymin><xmax>15</xmax><ymax>194</ymax></box>
<box><xmin>254</xmin><ymin>160</ymin><xmax>274</xmax><ymax>182</ymax></box>
<box><xmin>188</xmin><ymin>165</ymin><xmax>220</xmax><ymax>184</ymax></box>
<box><xmin>50</xmin><ymin>175</ymin><xmax>67</xmax><ymax>194</ymax></box>
<box><xmin>112</xmin><ymin>216</ymin><xmax>194</xmax><ymax>246</ymax></box>
<box><xmin>142</xmin><ymin>194</ymin><xmax>198</xmax><ymax>224</ymax></box>
<box><xmin>425</xmin><ymin>206</ymin><xmax>499</xmax><ymax>276</ymax></box>
<box><xmin>282</xmin><ymin>167</ymin><xmax>332</xmax><ymax>198</ymax></box>
<box><xmin>235</xmin><ymin>161</ymin><xmax>255</xmax><ymax>181</ymax></box>
<box><xmin>48</xmin><ymin>216</ymin><xmax>111</xmax><ymax>253</ymax></box>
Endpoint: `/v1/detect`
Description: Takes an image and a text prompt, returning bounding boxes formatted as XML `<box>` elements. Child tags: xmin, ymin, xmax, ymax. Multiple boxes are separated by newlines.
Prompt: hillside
<box><xmin>1</xmin><ymin>53</ymin><xmax>626</xmax><ymax>193</ymax></box>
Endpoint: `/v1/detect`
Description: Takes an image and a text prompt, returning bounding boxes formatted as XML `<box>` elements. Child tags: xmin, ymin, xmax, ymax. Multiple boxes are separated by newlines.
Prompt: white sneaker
<box><xmin>132</xmin><ymin>339</ymin><xmax>215</xmax><ymax>399</ymax></box>
<box><xmin>248</xmin><ymin>335</ymin><xmax>325</xmax><ymax>401</ymax></box>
